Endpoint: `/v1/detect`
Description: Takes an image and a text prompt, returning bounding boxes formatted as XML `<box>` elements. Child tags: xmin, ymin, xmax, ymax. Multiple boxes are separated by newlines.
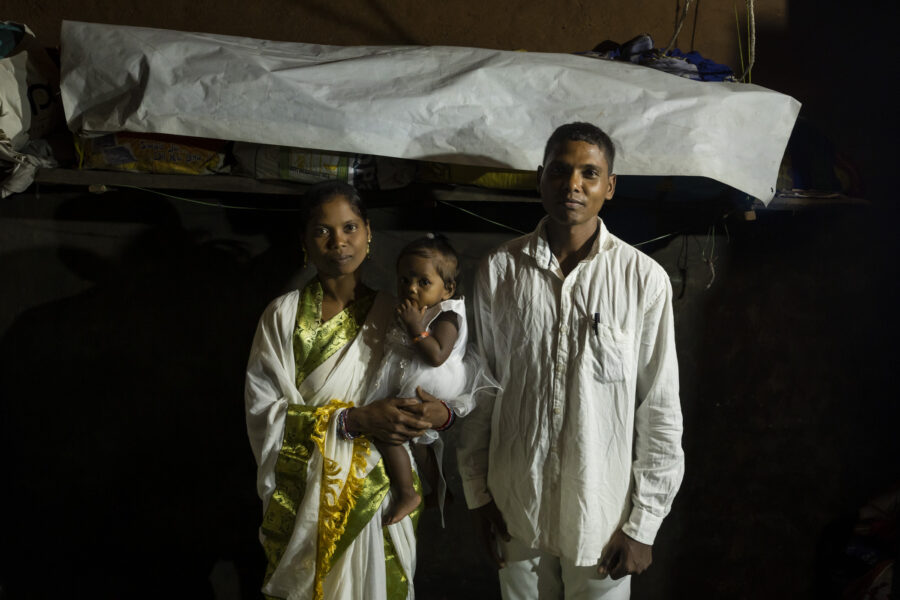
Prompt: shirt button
<box><xmin>560</xmin><ymin>324</ymin><xmax>568</xmax><ymax>335</ymax></box>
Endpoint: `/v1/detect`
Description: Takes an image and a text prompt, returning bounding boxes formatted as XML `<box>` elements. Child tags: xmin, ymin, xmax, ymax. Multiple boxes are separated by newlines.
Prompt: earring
<box><xmin>366</xmin><ymin>239</ymin><xmax>372</xmax><ymax>259</ymax></box>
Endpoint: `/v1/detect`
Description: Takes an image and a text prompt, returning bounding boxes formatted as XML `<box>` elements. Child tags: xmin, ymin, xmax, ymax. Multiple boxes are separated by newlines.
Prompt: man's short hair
<box><xmin>543</xmin><ymin>122</ymin><xmax>616</xmax><ymax>173</ymax></box>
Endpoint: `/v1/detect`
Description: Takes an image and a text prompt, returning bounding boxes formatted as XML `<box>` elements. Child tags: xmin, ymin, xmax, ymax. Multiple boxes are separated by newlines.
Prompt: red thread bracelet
<box><xmin>435</xmin><ymin>400</ymin><xmax>455</xmax><ymax>431</ymax></box>
<box><xmin>412</xmin><ymin>331</ymin><xmax>430</xmax><ymax>343</ymax></box>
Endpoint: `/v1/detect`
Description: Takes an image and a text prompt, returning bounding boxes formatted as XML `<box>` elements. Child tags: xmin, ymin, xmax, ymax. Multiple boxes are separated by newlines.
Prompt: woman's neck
<box><xmin>318</xmin><ymin>273</ymin><xmax>366</xmax><ymax>320</ymax></box>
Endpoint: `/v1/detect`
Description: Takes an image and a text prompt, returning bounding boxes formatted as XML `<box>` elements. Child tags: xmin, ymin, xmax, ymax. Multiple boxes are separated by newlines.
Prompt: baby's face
<box><xmin>396</xmin><ymin>254</ymin><xmax>451</xmax><ymax>309</ymax></box>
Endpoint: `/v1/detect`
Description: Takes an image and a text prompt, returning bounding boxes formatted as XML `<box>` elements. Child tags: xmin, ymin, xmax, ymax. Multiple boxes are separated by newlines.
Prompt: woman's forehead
<box><xmin>309</xmin><ymin>195</ymin><xmax>362</xmax><ymax>221</ymax></box>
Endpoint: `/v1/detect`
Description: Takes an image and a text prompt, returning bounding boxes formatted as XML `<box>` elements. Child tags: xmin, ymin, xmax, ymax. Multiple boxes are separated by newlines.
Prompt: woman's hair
<box><xmin>299</xmin><ymin>180</ymin><xmax>367</xmax><ymax>230</ymax></box>
<box><xmin>397</xmin><ymin>233</ymin><xmax>461</xmax><ymax>297</ymax></box>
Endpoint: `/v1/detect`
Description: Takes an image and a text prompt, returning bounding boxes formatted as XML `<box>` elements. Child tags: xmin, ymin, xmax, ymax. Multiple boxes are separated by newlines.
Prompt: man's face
<box><xmin>538</xmin><ymin>140</ymin><xmax>616</xmax><ymax>229</ymax></box>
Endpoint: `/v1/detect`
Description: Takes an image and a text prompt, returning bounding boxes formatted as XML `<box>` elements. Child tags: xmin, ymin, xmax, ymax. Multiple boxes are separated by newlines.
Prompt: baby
<box><xmin>372</xmin><ymin>233</ymin><xmax>469</xmax><ymax>525</ymax></box>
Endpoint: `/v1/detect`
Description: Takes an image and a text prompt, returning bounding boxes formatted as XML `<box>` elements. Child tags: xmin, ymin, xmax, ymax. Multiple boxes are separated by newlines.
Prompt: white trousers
<box><xmin>498</xmin><ymin>537</ymin><xmax>631</xmax><ymax>600</ymax></box>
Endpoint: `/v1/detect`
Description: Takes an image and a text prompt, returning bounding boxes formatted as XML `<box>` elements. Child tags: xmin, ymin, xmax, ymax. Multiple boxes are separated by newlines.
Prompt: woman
<box><xmin>245</xmin><ymin>181</ymin><xmax>451</xmax><ymax>600</ymax></box>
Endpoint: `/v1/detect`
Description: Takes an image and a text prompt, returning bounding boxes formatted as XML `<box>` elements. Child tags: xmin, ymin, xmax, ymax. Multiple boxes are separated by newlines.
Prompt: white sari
<box><xmin>245</xmin><ymin>288</ymin><xmax>418</xmax><ymax>600</ymax></box>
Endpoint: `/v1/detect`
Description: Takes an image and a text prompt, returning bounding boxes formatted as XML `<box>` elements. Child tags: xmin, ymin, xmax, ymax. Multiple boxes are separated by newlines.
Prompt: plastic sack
<box><xmin>0</xmin><ymin>23</ymin><xmax>61</xmax><ymax>197</ymax></box>
<box><xmin>76</xmin><ymin>131</ymin><xmax>229</xmax><ymax>175</ymax></box>
<box><xmin>232</xmin><ymin>142</ymin><xmax>414</xmax><ymax>190</ymax></box>
<box><xmin>0</xmin><ymin>22</ymin><xmax>62</xmax><ymax>150</ymax></box>
<box><xmin>417</xmin><ymin>161</ymin><xmax>536</xmax><ymax>190</ymax></box>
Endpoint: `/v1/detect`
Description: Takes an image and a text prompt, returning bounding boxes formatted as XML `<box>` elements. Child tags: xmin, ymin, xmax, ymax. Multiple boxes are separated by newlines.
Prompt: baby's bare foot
<box><xmin>383</xmin><ymin>488</ymin><xmax>422</xmax><ymax>525</ymax></box>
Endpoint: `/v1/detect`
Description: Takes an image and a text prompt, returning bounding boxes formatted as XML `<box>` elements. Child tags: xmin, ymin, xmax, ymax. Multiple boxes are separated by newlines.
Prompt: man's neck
<box><xmin>545</xmin><ymin>218</ymin><xmax>600</xmax><ymax>277</ymax></box>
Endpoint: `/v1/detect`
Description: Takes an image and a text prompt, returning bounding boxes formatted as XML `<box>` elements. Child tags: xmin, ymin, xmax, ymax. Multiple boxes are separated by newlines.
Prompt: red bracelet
<box><xmin>412</xmin><ymin>331</ymin><xmax>430</xmax><ymax>343</ymax></box>
<box><xmin>435</xmin><ymin>400</ymin><xmax>456</xmax><ymax>431</ymax></box>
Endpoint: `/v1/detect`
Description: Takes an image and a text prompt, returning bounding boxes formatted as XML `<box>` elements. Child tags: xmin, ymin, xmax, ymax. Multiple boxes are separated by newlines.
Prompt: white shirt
<box><xmin>457</xmin><ymin>217</ymin><xmax>684</xmax><ymax>566</ymax></box>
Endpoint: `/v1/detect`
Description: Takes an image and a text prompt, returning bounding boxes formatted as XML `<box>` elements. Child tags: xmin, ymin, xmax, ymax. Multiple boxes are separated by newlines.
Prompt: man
<box><xmin>458</xmin><ymin>122</ymin><xmax>684</xmax><ymax>599</ymax></box>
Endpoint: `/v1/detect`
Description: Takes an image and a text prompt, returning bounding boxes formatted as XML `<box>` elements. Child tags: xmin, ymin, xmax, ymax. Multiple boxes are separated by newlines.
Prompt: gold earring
<box><xmin>366</xmin><ymin>239</ymin><xmax>371</xmax><ymax>259</ymax></box>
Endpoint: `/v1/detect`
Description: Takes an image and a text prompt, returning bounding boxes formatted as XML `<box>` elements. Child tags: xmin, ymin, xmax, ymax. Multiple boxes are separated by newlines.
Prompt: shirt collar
<box><xmin>524</xmin><ymin>216</ymin><xmax>612</xmax><ymax>270</ymax></box>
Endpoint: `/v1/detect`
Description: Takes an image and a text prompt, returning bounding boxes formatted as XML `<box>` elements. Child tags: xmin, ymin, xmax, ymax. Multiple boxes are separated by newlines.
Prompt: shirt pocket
<box><xmin>584</xmin><ymin>321</ymin><xmax>631</xmax><ymax>383</ymax></box>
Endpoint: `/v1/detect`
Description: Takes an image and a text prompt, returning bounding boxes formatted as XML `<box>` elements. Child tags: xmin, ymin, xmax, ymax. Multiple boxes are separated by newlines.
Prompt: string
<box><xmin>118</xmin><ymin>185</ymin><xmax>303</xmax><ymax>211</ymax></box>
<box><xmin>664</xmin><ymin>0</ymin><xmax>694</xmax><ymax>55</ymax></box>
<box><xmin>436</xmin><ymin>200</ymin><xmax>526</xmax><ymax>235</ymax></box>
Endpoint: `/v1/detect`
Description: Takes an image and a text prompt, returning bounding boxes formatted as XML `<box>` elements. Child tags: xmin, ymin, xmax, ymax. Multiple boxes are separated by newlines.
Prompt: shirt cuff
<box><xmin>461</xmin><ymin>477</ymin><xmax>493</xmax><ymax>509</ymax></box>
<box><xmin>621</xmin><ymin>505</ymin><xmax>665</xmax><ymax>545</ymax></box>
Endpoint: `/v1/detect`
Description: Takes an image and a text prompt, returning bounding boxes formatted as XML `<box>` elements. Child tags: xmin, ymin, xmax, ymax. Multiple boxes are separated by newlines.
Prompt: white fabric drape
<box><xmin>245</xmin><ymin>290</ymin><xmax>416</xmax><ymax>600</ymax></box>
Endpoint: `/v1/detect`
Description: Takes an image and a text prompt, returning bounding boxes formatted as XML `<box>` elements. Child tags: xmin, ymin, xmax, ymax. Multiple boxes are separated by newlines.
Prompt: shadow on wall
<box><xmin>0</xmin><ymin>190</ymin><xmax>306</xmax><ymax>598</ymax></box>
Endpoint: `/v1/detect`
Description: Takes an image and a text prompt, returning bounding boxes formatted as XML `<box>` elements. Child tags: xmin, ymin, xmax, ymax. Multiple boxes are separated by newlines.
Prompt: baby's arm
<box><xmin>397</xmin><ymin>301</ymin><xmax>459</xmax><ymax>367</ymax></box>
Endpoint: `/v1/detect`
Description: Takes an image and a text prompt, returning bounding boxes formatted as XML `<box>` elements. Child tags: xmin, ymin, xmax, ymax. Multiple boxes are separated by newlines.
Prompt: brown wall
<box><xmin>17</xmin><ymin>0</ymin><xmax>785</xmax><ymax>72</ymax></box>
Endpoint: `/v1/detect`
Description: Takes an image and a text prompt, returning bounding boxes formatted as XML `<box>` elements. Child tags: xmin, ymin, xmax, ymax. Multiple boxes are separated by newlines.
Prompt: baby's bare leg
<box><xmin>375</xmin><ymin>441</ymin><xmax>421</xmax><ymax>525</ymax></box>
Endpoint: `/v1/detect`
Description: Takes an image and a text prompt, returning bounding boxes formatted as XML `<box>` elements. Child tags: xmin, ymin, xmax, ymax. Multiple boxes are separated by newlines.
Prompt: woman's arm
<box><xmin>245</xmin><ymin>292</ymin><xmax>300</xmax><ymax>500</ymax></box>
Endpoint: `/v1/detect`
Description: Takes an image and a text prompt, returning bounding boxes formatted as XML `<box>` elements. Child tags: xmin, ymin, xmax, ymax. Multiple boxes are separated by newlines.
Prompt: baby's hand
<box><xmin>397</xmin><ymin>299</ymin><xmax>427</xmax><ymax>336</ymax></box>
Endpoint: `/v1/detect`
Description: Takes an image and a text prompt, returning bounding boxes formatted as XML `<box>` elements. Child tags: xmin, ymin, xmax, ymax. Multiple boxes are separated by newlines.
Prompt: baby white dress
<box><xmin>368</xmin><ymin>297</ymin><xmax>469</xmax><ymax>442</ymax></box>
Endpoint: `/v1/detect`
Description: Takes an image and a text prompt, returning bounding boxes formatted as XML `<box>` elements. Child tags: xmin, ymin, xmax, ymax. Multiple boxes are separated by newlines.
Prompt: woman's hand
<box><xmin>346</xmin><ymin>397</ymin><xmax>430</xmax><ymax>444</ymax></box>
<box><xmin>410</xmin><ymin>387</ymin><xmax>452</xmax><ymax>429</ymax></box>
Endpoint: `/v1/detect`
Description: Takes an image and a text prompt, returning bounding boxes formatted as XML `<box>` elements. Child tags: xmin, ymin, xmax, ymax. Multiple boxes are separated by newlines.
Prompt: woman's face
<box><xmin>303</xmin><ymin>195</ymin><xmax>371</xmax><ymax>278</ymax></box>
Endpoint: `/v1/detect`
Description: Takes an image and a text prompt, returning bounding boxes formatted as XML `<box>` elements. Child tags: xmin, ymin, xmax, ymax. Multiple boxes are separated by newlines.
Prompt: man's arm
<box><xmin>599</xmin><ymin>275</ymin><xmax>684</xmax><ymax>579</ymax></box>
<box><xmin>625</xmin><ymin>277</ymin><xmax>685</xmax><ymax>544</ymax></box>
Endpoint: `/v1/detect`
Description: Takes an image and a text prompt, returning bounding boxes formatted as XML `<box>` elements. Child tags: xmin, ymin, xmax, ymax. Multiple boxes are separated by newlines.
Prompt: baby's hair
<box><xmin>397</xmin><ymin>233</ymin><xmax>461</xmax><ymax>297</ymax></box>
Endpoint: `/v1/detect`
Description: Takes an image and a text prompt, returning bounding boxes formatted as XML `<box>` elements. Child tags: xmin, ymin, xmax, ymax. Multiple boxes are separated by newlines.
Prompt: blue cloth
<box><xmin>0</xmin><ymin>22</ymin><xmax>26</xmax><ymax>59</ymax></box>
<box><xmin>667</xmin><ymin>49</ymin><xmax>736</xmax><ymax>82</ymax></box>
<box><xmin>578</xmin><ymin>34</ymin><xmax>735</xmax><ymax>82</ymax></box>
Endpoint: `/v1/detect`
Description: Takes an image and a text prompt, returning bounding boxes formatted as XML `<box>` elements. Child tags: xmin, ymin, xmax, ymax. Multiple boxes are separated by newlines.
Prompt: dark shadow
<box><xmin>0</xmin><ymin>188</ymin><xmax>301</xmax><ymax>598</ymax></box>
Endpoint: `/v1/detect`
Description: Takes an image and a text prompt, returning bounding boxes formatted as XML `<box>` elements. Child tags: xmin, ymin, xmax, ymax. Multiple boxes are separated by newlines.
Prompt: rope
<box><xmin>746</xmin><ymin>0</ymin><xmax>756</xmax><ymax>82</ymax></box>
<box><xmin>689</xmin><ymin>0</ymin><xmax>702</xmax><ymax>52</ymax></box>
<box><xmin>739</xmin><ymin>0</ymin><xmax>756</xmax><ymax>82</ymax></box>
<box><xmin>664</xmin><ymin>0</ymin><xmax>694</xmax><ymax>55</ymax></box>
<box><xmin>734</xmin><ymin>3</ymin><xmax>746</xmax><ymax>77</ymax></box>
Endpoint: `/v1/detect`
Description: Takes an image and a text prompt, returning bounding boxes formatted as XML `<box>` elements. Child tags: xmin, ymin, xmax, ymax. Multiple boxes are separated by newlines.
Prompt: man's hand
<box><xmin>596</xmin><ymin>529</ymin><xmax>652</xmax><ymax>579</ymax></box>
<box><xmin>397</xmin><ymin>299</ymin><xmax>427</xmax><ymax>337</ymax></box>
<box><xmin>470</xmin><ymin>500</ymin><xmax>511</xmax><ymax>569</ymax></box>
<box><xmin>346</xmin><ymin>397</ymin><xmax>430</xmax><ymax>444</ymax></box>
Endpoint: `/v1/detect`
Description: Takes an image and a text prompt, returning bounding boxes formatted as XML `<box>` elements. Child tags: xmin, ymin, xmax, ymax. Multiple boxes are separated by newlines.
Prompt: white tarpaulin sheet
<box><xmin>60</xmin><ymin>21</ymin><xmax>800</xmax><ymax>203</ymax></box>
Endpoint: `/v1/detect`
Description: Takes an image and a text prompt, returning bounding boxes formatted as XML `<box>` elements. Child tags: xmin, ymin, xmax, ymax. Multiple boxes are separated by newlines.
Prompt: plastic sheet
<box><xmin>60</xmin><ymin>21</ymin><xmax>800</xmax><ymax>204</ymax></box>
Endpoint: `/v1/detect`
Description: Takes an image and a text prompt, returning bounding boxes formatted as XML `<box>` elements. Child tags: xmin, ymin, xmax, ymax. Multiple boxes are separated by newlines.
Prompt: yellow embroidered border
<box><xmin>310</xmin><ymin>400</ymin><xmax>371</xmax><ymax>600</ymax></box>
<box><xmin>264</xmin><ymin>442</ymin><xmax>423</xmax><ymax>600</ymax></box>
<box><xmin>383</xmin><ymin>471</ymin><xmax>423</xmax><ymax>600</ymax></box>
<box><xmin>293</xmin><ymin>280</ymin><xmax>375</xmax><ymax>388</ymax></box>
<box><xmin>260</xmin><ymin>404</ymin><xmax>320</xmax><ymax>586</ymax></box>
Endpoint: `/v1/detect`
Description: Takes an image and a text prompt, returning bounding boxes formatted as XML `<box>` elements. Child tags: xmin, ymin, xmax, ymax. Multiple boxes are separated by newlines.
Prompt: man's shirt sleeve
<box><xmin>623</xmin><ymin>275</ymin><xmax>685</xmax><ymax>545</ymax></box>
